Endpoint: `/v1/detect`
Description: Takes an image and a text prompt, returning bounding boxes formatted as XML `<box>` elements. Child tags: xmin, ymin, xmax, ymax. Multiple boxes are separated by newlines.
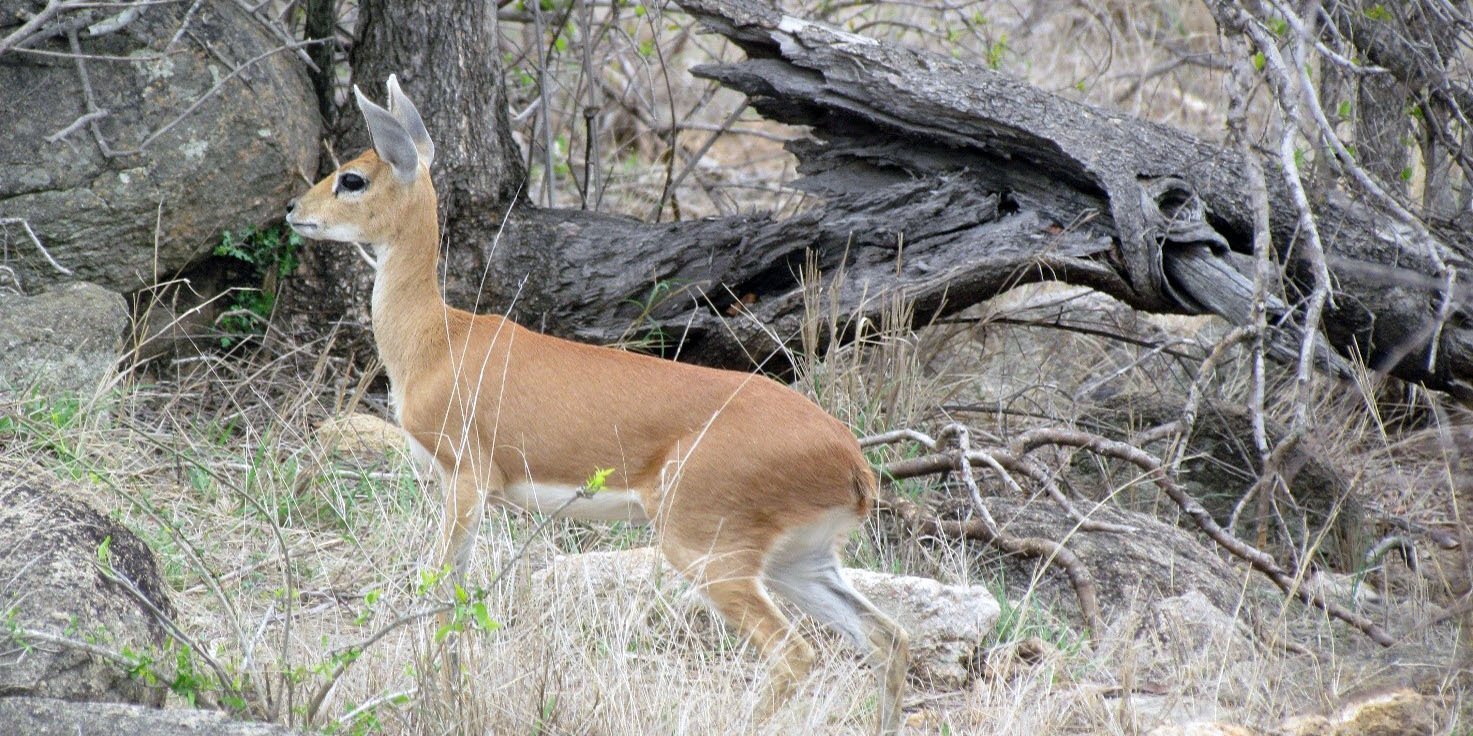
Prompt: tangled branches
<box><xmin>863</xmin><ymin>422</ymin><xmax>1394</xmax><ymax>647</ymax></box>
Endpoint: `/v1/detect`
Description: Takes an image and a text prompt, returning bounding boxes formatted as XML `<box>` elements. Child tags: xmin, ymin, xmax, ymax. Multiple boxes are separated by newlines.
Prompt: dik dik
<box><xmin>287</xmin><ymin>76</ymin><xmax>909</xmax><ymax>734</ymax></box>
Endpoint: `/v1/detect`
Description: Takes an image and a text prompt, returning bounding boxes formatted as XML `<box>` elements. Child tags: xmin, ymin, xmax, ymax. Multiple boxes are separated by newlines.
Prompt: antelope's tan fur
<box><xmin>287</xmin><ymin>76</ymin><xmax>908</xmax><ymax>734</ymax></box>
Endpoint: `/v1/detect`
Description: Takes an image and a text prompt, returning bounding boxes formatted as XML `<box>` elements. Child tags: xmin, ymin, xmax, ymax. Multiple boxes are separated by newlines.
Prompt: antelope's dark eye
<box><xmin>337</xmin><ymin>172</ymin><xmax>367</xmax><ymax>194</ymax></box>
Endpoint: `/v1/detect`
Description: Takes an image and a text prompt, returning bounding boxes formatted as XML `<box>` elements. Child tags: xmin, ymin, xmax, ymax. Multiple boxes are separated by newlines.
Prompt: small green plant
<box><xmin>616</xmin><ymin>279</ymin><xmax>685</xmax><ymax>354</ymax></box>
<box><xmin>435</xmin><ymin>583</ymin><xmax>502</xmax><ymax>643</ymax></box>
<box><xmin>582</xmin><ymin>466</ymin><xmax>615</xmax><ymax>493</ymax></box>
<box><xmin>985</xmin><ymin>33</ymin><xmax>1009</xmax><ymax>70</ymax></box>
<box><xmin>2</xmin><ymin>392</ymin><xmax>88</xmax><ymax>476</ymax></box>
<box><xmin>213</xmin><ymin>222</ymin><xmax>303</xmax><ymax>347</ymax></box>
<box><xmin>988</xmin><ymin>577</ymin><xmax>1088</xmax><ymax>655</ymax></box>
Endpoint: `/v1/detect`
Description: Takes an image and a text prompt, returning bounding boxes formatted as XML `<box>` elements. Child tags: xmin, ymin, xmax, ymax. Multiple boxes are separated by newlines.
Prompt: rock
<box><xmin>1277</xmin><ymin>714</ymin><xmax>1333</xmax><ymax>736</ymax></box>
<box><xmin>977</xmin><ymin>494</ymin><xmax>1277</xmax><ymax>628</ymax></box>
<box><xmin>1124</xmin><ymin>590</ymin><xmax>1262</xmax><ymax>708</ymax></box>
<box><xmin>0</xmin><ymin>0</ymin><xmax>319</xmax><ymax>294</ymax></box>
<box><xmin>0</xmin><ymin>282</ymin><xmax>128</xmax><ymax>398</ymax></box>
<box><xmin>0</xmin><ymin>476</ymin><xmax>175</xmax><ymax>705</ymax></box>
<box><xmin>1147</xmin><ymin>722</ymin><xmax>1260</xmax><ymax>736</ymax></box>
<box><xmin>1149</xmin><ymin>688</ymin><xmax>1439</xmax><ymax>736</ymax></box>
<box><xmin>0</xmin><ymin>696</ymin><xmax>298</xmax><ymax>735</ymax></box>
<box><xmin>1139</xmin><ymin>590</ymin><xmax>1257</xmax><ymax>658</ymax></box>
<box><xmin>315</xmin><ymin>413</ymin><xmax>407</xmax><ymax>458</ymax></box>
<box><xmin>841</xmin><ymin>568</ymin><xmax>1000</xmax><ymax>687</ymax></box>
<box><xmin>532</xmin><ymin>548</ymin><xmax>1001</xmax><ymax>688</ymax></box>
<box><xmin>1275</xmin><ymin>689</ymin><xmax>1437</xmax><ymax>736</ymax></box>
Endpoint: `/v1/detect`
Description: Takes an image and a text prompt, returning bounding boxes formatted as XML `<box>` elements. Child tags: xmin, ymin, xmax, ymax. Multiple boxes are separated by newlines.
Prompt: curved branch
<box><xmin>1009</xmin><ymin>427</ymin><xmax>1394</xmax><ymax>646</ymax></box>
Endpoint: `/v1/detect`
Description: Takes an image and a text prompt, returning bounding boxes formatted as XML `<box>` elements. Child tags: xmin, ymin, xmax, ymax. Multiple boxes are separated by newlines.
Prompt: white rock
<box><xmin>842</xmin><ymin>568</ymin><xmax>1000</xmax><ymax>687</ymax></box>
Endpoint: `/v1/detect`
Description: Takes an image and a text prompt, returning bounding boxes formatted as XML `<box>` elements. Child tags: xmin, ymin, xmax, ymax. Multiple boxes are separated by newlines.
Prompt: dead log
<box><xmin>282</xmin><ymin>0</ymin><xmax>1473</xmax><ymax>397</ymax></box>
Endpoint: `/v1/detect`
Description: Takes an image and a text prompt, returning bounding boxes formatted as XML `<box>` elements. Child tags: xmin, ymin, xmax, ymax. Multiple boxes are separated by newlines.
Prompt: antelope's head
<box><xmin>286</xmin><ymin>75</ymin><xmax>436</xmax><ymax>247</ymax></box>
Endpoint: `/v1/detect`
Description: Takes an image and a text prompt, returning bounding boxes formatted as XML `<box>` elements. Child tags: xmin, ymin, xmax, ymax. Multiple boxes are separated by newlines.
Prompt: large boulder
<box><xmin>0</xmin><ymin>281</ymin><xmax>128</xmax><ymax>398</ymax></box>
<box><xmin>0</xmin><ymin>696</ymin><xmax>299</xmax><ymax>735</ymax></box>
<box><xmin>0</xmin><ymin>0</ymin><xmax>319</xmax><ymax>293</ymax></box>
<box><xmin>0</xmin><ymin>475</ymin><xmax>175</xmax><ymax>705</ymax></box>
<box><xmin>842</xmin><ymin>568</ymin><xmax>999</xmax><ymax>688</ymax></box>
<box><xmin>1079</xmin><ymin>391</ymin><xmax>1362</xmax><ymax>567</ymax></box>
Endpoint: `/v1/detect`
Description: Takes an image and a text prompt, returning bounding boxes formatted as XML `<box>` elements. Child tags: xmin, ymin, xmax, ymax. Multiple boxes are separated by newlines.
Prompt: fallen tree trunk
<box><xmin>282</xmin><ymin>0</ymin><xmax>1473</xmax><ymax>397</ymax></box>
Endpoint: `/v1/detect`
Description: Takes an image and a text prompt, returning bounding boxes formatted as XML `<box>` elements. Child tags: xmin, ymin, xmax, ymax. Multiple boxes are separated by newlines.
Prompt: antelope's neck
<box><xmin>369</xmin><ymin>210</ymin><xmax>450</xmax><ymax>403</ymax></box>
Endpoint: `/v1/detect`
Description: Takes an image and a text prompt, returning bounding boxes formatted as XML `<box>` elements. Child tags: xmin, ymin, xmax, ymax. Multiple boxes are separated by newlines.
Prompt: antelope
<box><xmin>286</xmin><ymin>76</ymin><xmax>909</xmax><ymax>734</ymax></box>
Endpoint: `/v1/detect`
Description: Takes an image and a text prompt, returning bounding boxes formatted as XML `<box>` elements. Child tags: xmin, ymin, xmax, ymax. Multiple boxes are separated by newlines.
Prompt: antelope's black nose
<box><xmin>286</xmin><ymin>198</ymin><xmax>297</xmax><ymax>214</ymax></box>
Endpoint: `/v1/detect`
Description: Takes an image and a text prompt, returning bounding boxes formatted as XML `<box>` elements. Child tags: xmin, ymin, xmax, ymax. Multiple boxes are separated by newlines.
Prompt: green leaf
<box><xmin>583</xmin><ymin>467</ymin><xmax>615</xmax><ymax>493</ymax></box>
<box><xmin>1364</xmin><ymin>4</ymin><xmax>1392</xmax><ymax>22</ymax></box>
<box><xmin>1251</xmin><ymin>51</ymin><xmax>1265</xmax><ymax>72</ymax></box>
<box><xmin>1336</xmin><ymin>100</ymin><xmax>1352</xmax><ymax>120</ymax></box>
<box><xmin>1400</xmin><ymin>167</ymin><xmax>1413</xmax><ymax>182</ymax></box>
<box><xmin>470</xmin><ymin>601</ymin><xmax>500</xmax><ymax>632</ymax></box>
<box><xmin>96</xmin><ymin>536</ymin><xmax>112</xmax><ymax>567</ymax></box>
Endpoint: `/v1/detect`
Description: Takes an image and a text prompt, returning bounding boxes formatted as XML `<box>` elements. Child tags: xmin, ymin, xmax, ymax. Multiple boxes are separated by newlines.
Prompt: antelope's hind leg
<box><xmin>765</xmin><ymin>522</ymin><xmax>909</xmax><ymax>736</ymax></box>
<box><xmin>661</xmin><ymin>543</ymin><xmax>817</xmax><ymax>717</ymax></box>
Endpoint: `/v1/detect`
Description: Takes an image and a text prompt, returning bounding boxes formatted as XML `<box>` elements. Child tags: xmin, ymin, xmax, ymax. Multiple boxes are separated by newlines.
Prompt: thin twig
<box><xmin>45</xmin><ymin>109</ymin><xmax>110</xmax><ymax>144</ymax></box>
<box><xmin>0</xmin><ymin>218</ymin><xmax>74</xmax><ymax>275</ymax></box>
<box><xmin>0</xmin><ymin>0</ymin><xmax>65</xmax><ymax>57</ymax></box>
<box><xmin>1013</xmin><ymin>427</ymin><xmax>1394</xmax><ymax>646</ymax></box>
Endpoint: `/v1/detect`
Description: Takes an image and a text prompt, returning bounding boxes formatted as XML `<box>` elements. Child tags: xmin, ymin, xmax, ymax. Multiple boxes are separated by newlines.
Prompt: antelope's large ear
<box><xmin>386</xmin><ymin>74</ymin><xmax>434</xmax><ymax>168</ymax></box>
<box><xmin>355</xmin><ymin>83</ymin><xmax>419</xmax><ymax>183</ymax></box>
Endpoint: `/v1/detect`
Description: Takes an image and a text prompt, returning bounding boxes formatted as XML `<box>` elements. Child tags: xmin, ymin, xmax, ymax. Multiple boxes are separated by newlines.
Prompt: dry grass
<box><xmin>3</xmin><ymin>277</ymin><xmax>1469</xmax><ymax>733</ymax></box>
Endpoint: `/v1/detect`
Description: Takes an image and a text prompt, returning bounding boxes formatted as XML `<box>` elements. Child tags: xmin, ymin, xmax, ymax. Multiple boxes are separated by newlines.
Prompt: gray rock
<box><xmin>0</xmin><ymin>282</ymin><xmax>128</xmax><ymax>398</ymax></box>
<box><xmin>1140</xmin><ymin>590</ymin><xmax>1257</xmax><ymax>657</ymax></box>
<box><xmin>0</xmin><ymin>696</ymin><xmax>299</xmax><ymax>735</ymax></box>
<box><xmin>978</xmin><ymin>494</ymin><xmax>1278</xmax><ymax>627</ymax></box>
<box><xmin>0</xmin><ymin>0</ymin><xmax>319</xmax><ymax>294</ymax></box>
<box><xmin>0</xmin><ymin>476</ymin><xmax>175</xmax><ymax>705</ymax></box>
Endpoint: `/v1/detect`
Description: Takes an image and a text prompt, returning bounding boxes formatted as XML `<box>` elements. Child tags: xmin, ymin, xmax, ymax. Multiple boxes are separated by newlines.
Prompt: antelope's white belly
<box><xmin>505</xmin><ymin>481</ymin><xmax>651</xmax><ymax>524</ymax></box>
<box><xmin>401</xmin><ymin>432</ymin><xmax>649</xmax><ymax>524</ymax></box>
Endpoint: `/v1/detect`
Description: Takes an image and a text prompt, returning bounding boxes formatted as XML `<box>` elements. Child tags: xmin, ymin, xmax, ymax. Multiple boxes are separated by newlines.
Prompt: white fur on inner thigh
<box><xmin>763</xmin><ymin>508</ymin><xmax>869</xmax><ymax>649</ymax></box>
<box><xmin>504</xmin><ymin>481</ymin><xmax>651</xmax><ymax>524</ymax></box>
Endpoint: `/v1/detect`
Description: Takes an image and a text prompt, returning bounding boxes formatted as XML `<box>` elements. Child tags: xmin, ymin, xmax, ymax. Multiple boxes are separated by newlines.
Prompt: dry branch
<box><xmin>1011</xmin><ymin>427</ymin><xmax>1394</xmax><ymax>646</ymax></box>
<box><xmin>867</xmin><ymin>421</ymin><xmax>1394</xmax><ymax>647</ymax></box>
